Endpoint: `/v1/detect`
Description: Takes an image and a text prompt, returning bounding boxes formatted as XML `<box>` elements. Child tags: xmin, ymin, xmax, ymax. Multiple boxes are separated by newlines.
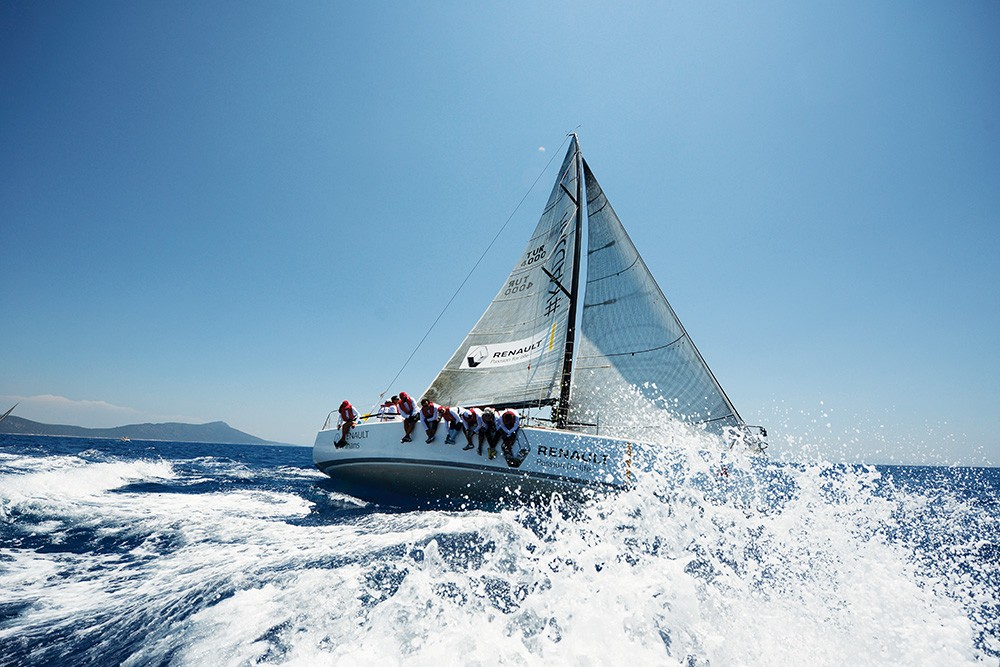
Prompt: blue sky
<box><xmin>1</xmin><ymin>2</ymin><xmax>997</xmax><ymax>465</ymax></box>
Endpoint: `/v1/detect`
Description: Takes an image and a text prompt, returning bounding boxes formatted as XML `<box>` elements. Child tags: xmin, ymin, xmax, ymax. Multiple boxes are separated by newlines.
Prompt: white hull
<box><xmin>313</xmin><ymin>420</ymin><xmax>636</xmax><ymax>507</ymax></box>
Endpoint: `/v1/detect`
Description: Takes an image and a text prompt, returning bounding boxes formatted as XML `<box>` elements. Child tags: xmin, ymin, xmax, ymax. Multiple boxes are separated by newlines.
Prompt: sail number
<box><xmin>504</xmin><ymin>276</ymin><xmax>533</xmax><ymax>295</ymax></box>
<box><xmin>520</xmin><ymin>245</ymin><xmax>546</xmax><ymax>267</ymax></box>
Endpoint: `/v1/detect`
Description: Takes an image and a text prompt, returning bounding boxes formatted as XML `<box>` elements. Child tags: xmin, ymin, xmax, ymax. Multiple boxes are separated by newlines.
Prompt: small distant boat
<box><xmin>119</xmin><ymin>436</ymin><xmax>131</xmax><ymax>442</ymax></box>
<box><xmin>314</xmin><ymin>135</ymin><xmax>766</xmax><ymax>507</ymax></box>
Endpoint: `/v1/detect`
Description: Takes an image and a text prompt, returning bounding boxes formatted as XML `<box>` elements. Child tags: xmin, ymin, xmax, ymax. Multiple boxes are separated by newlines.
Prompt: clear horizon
<box><xmin>2</xmin><ymin>2</ymin><xmax>997</xmax><ymax>466</ymax></box>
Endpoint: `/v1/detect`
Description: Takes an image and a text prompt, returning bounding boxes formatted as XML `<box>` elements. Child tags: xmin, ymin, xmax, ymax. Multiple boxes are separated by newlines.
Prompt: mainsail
<box><xmin>567</xmin><ymin>160</ymin><xmax>742</xmax><ymax>433</ymax></box>
<box><xmin>423</xmin><ymin>138</ymin><xmax>580</xmax><ymax>409</ymax></box>
<box><xmin>425</xmin><ymin>136</ymin><xmax>744</xmax><ymax>435</ymax></box>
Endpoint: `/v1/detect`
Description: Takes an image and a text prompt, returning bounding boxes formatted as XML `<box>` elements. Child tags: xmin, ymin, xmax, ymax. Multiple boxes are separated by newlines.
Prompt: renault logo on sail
<box><xmin>466</xmin><ymin>346</ymin><xmax>489</xmax><ymax>368</ymax></box>
<box><xmin>461</xmin><ymin>330</ymin><xmax>550</xmax><ymax>369</ymax></box>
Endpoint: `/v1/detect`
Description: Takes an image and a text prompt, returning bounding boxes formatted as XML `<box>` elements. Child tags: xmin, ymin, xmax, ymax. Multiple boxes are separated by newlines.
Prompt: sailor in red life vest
<box><xmin>438</xmin><ymin>405</ymin><xmax>463</xmax><ymax>445</ymax></box>
<box><xmin>480</xmin><ymin>407</ymin><xmax>500</xmax><ymax>459</ymax></box>
<box><xmin>397</xmin><ymin>391</ymin><xmax>418</xmax><ymax>443</ymax></box>
<box><xmin>419</xmin><ymin>399</ymin><xmax>441</xmax><ymax>443</ymax></box>
<box><xmin>334</xmin><ymin>400</ymin><xmax>358</xmax><ymax>448</ymax></box>
<box><xmin>459</xmin><ymin>408</ymin><xmax>482</xmax><ymax>452</ymax></box>
<box><xmin>498</xmin><ymin>409</ymin><xmax>530</xmax><ymax>468</ymax></box>
<box><xmin>498</xmin><ymin>408</ymin><xmax>520</xmax><ymax>450</ymax></box>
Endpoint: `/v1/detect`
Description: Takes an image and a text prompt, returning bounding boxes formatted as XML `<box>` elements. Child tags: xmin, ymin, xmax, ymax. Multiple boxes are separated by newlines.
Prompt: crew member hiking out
<box><xmin>439</xmin><ymin>405</ymin><xmax>463</xmax><ymax>445</ymax></box>
<box><xmin>420</xmin><ymin>398</ymin><xmax>441</xmax><ymax>443</ymax></box>
<box><xmin>480</xmin><ymin>407</ymin><xmax>500</xmax><ymax>459</ymax></box>
<box><xmin>498</xmin><ymin>409</ymin><xmax>520</xmax><ymax>448</ymax></box>
<box><xmin>397</xmin><ymin>391</ymin><xmax>418</xmax><ymax>443</ymax></box>
<box><xmin>498</xmin><ymin>408</ymin><xmax>527</xmax><ymax>467</ymax></box>
<box><xmin>460</xmin><ymin>408</ymin><xmax>482</xmax><ymax>452</ymax></box>
<box><xmin>334</xmin><ymin>400</ymin><xmax>358</xmax><ymax>448</ymax></box>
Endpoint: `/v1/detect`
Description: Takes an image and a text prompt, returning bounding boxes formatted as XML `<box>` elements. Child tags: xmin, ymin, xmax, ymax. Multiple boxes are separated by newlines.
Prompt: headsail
<box><xmin>567</xmin><ymin>160</ymin><xmax>743</xmax><ymax>434</ymax></box>
<box><xmin>423</xmin><ymin>139</ymin><xmax>581</xmax><ymax>409</ymax></box>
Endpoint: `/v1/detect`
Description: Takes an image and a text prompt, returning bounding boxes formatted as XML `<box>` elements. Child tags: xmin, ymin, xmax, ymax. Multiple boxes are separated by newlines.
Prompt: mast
<box><xmin>555</xmin><ymin>134</ymin><xmax>584</xmax><ymax>428</ymax></box>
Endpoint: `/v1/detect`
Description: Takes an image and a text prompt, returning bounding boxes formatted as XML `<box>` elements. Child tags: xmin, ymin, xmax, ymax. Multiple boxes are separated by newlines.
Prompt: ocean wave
<box><xmin>0</xmin><ymin>435</ymin><xmax>996</xmax><ymax>665</ymax></box>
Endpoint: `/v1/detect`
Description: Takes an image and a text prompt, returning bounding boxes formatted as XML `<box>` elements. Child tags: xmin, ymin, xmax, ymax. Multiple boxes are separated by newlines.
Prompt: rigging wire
<box><xmin>378</xmin><ymin>135</ymin><xmax>573</xmax><ymax>401</ymax></box>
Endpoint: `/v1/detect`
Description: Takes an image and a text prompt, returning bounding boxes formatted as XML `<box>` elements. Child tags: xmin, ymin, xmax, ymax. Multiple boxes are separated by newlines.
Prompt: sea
<box><xmin>0</xmin><ymin>433</ymin><xmax>997</xmax><ymax>666</ymax></box>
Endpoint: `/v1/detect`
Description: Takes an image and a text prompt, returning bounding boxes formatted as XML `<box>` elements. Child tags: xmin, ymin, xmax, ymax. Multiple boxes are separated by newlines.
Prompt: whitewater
<box><xmin>1</xmin><ymin>433</ymin><xmax>997</xmax><ymax>666</ymax></box>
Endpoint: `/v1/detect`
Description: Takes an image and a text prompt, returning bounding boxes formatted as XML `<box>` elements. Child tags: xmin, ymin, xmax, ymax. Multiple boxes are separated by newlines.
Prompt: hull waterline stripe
<box><xmin>314</xmin><ymin>457</ymin><xmax>625</xmax><ymax>490</ymax></box>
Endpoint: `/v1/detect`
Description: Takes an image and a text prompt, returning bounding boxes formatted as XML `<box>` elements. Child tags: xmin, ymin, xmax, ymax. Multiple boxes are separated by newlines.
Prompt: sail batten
<box><xmin>575</xmin><ymin>333</ymin><xmax>686</xmax><ymax>358</ymax></box>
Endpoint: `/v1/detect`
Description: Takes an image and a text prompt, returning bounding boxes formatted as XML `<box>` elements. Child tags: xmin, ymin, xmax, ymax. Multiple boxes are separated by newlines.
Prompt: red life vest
<box><xmin>421</xmin><ymin>403</ymin><xmax>438</xmax><ymax>420</ymax></box>
<box><xmin>340</xmin><ymin>404</ymin><xmax>357</xmax><ymax>422</ymax></box>
<box><xmin>398</xmin><ymin>396</ymin><xmax>415</xmax><ymax>417</ymax></box>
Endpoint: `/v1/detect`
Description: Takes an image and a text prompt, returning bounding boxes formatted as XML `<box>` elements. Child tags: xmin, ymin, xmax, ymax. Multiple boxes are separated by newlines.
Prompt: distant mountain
<box><xmin>0</xmin><ymin>416</ymin><xmax>269</xmax><ymax>444</ymax></box>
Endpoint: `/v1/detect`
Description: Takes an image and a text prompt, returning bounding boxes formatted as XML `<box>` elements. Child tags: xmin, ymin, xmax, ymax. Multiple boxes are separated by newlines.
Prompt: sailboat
<box><xmin>313</xmin><ymin>135</ymin><xmax>765</xmax><ymax>507</ymax></box>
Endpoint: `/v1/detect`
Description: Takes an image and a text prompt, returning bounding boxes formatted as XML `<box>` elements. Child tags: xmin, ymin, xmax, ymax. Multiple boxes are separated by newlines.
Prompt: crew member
<box><xmin>460</xmin><ymin>408</ymin><xmax>482</xmax><ymax>452</ymax></box>
<box><xmin>397</xmin><ymin>391</ymin><xmax>418</xmax><ymax>443</ymax></box>
<box><xmin>480</xmin><ymin>407</ymin><xmax>500</xmax><ymax>459</ymax></box>
<box><xmin>439</xmin><ymin>405</ymin><xmax>463</xmax><ymax>444</ymax></box>
<box><xmin>334</xmin><ymin>400</ymin><xmax>358</xmax><ymax>448</ymax></box>
<box><xmin>498</xmin><ymin>408</ymin><xmax>524</xmax><ymax>464</ymax></box>
<box><xmin>377</xmin><ymin>398</ymin><xmax>399</xmax><ymax>421</ymax></box>
<box><xmin>419</xmin><ymin>398</ymin><xmax>440</xmax><ymax>443</ymax></box>
<box><xmin>498</xmin><ymin>408</ymin><xmax>520</xmax><ymax>449</ymax></box>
